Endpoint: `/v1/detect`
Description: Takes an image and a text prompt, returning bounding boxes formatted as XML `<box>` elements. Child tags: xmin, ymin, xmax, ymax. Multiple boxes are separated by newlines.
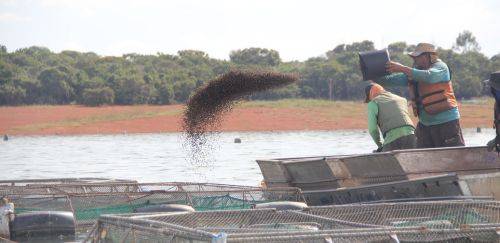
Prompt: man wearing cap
<box><xmin>376</xmin><ymin>43</ymin><xmax>465</xmax><ymax>148</ymax></box>
<box><xmin>365</xmin><ymin>82</ymin><xmax>417</xmax><ymax>152</ymax></box>
<box><xmin>485</xmin><ymin>71</ymin><xmax>500</xmax><ymax>152</ymax></box>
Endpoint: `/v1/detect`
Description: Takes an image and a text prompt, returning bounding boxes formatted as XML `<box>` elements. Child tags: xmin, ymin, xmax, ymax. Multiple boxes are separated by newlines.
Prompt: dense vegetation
<box><xmin>0</xmin><ymin>31</ymin><xmax>498</xmax><ymax>106</ymax></box>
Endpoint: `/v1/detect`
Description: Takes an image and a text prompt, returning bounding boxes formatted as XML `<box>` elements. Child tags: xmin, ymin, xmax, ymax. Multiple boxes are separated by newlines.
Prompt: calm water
<box><xmin>0</xmin><ymin>129</ymin><xmax>494</xmax><ymax>186</ymax></box>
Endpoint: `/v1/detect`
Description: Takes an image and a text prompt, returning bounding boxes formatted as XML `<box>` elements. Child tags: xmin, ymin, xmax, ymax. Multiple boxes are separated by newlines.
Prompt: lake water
<box><xmin>0</xmin><ymin>129</ymin><xmax>495</xmax><ymax>186</ymax></box>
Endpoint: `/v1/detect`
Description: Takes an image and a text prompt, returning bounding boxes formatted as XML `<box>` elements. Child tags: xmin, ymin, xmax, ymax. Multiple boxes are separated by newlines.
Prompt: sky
<box><xmin>0</xmin><ymin>0</ymin><xmax>499</xmax><ymax>61</ymax></box>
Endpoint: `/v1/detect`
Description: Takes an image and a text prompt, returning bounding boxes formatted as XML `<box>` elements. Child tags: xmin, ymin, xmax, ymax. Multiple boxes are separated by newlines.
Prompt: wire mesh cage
<box><xmin>0</xmin><ymin>178</ymin><xmax>136</xmax><ymax>187</ymax></box>
<box><xmin>301</xmin><ymin>200</ymin><xmax>500</xmax><ymax>229</ymax></box>
<box><xmin>223</xmin><ymin>228</ymin><xmax>500</xmax><ymax>242</ymax></box>
<box><xmin>2</xmin><ymin>182</ymin><xmax>304</xmax><ymax>228</ymax></box>
<box><xmin>0</xmin><ymin>178</ymin><xmax>139</xmax><ymax>195</ymax></box>
<box><xmin>90</xmin><ymin>200</ymin><xmax>500</xmax><ymax>242</ymax></box>
<box><xmin>92</xmin><ymin>209</ymin><xmax>357</xmax><ymax>243</ymax></box>
<box><xmin>0</xmin><ymin>181</ymin><xmax>280</xmax><ymax>195</ymax></box>
<box><xmin>128</xmin><ymin>208</ymin><xmax>354</xmax><ymax>230</ymax></box>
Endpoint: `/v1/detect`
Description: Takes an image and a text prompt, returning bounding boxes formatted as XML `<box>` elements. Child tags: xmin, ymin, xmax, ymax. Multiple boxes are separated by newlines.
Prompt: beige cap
<box><xmin>408</xmin><ymin>43</ymin><xmax>436</xmax><ymax>57</ymax></box>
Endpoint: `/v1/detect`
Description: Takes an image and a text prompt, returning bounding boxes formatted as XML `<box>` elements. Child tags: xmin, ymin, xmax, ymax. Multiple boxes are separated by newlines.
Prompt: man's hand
<box><xmin>487</xmin><ymin>136</ymin><xmax>500</xmax><ymax>153</ymax></box>
<box><xmin>386</xmin><ymin>61</ymin><xmax>412</xmax><ymax>76</ymax></box>
<box><xmin>487</xmin><ymin>139</ymin><xmax>495</xmax><ymax>152</ymax></box>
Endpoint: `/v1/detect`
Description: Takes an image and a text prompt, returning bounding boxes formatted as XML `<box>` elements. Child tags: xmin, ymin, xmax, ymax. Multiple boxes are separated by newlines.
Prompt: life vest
<box><xmin>408</xmin><ymin>78</ymin><xmax>458</xmax><ymax>116</ymax></box>
<box><xmin>372</xmin><ymin>92</ymin><xmax>414</xmax><ymax>135</ymax></box>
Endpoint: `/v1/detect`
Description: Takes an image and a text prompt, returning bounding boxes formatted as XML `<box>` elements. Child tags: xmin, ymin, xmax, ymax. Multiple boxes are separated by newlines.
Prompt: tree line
<box><xmin>0</xmin><ymin>31</ymin><xmax>499</xmax><ymax>106</ymax></box>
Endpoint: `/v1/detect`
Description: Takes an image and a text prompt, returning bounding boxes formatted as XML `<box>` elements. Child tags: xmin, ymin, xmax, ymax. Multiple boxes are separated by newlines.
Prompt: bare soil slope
<box><xmin>0</xmin><ymin>99</ymin><xmax>492</xmax><ymax>135</ymax></box>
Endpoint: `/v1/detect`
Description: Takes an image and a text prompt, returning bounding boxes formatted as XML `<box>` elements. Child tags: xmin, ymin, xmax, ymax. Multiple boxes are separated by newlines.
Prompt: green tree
<box><xmin>345</xmin><ymin>40</ymin><xmax>375</xmax><ymax>52</ymax></box>
<box><xmin>453</xmin><ymin>30</ymin><xmax>480</xmax><ymax>53</ymax></box>
<box><xmin>440</xmin><ymin>49</ymin><xmax>489</xmax><ymax>98</ymax></box>
<box><xmin>113</xmin><ymin>76</ymin><xmax>147</xmax><ymax>105</ymax></box>
<box><xmin>156</xmin><ymin>81</ymin><xmax>174</xmax><ymax>105</ymax></box>
<box><xmin>173</xmin><ymin>77</ymin><xmax>196</xmax><ymax>103</ymax></box>
<box><xmin>327</xmin><ymin>41</ymin><xmax>375</xmax><ymax>58</ymax></box>
<box><xmin>388</xmin><ymin>42</ymin><xmax>407</xmax><ymax>53</ymax></box>
<box><xmin>0</xmin><ymin>60</ymin><xmax>14</xmax><ymax>85</ymax></box>
<box><xmin>0</xmin><ymin>34</ymin><xmax>496</xmax><ymax>105</ymax></box>
<box><xmin>0</xmin><ymin>84</ymin><xmax>26</xmax><ymax>105</ymax></box>
<box><xmin>230</xmin><ymin>48</ymin><xmax>281</xmax><ymax>66</ymax></box>
<box><xmin>0</xmin><ymin>45</ymin><xmax>6</xmax><ymax>57</ymax></box>
<box><xmin>81</xmin><ymin>87</ymin><xmax>115</xmax><ymax>106</ymax></box>
<box><xmin>37</xmin><ymin>67</ymin><xmax>74</xmax><ymax>104</ymax></box>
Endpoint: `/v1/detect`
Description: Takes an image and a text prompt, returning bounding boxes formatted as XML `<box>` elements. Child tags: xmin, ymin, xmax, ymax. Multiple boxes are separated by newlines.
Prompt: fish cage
<box><xmin>0</xmin><ymin>178</ymin><xmax>138</xmax><ymax>195</ymax></box>
<box><xmin>0</xmin><ymin>181</ymin><xmax>261</xmax><ymax>195</ymax></box>
<box><xmin>3</xmin><ymin>182</ymin><xmax>304</xmax><ymax>227</ymax></box>
<box><xmin>0</xmin><ymin>178</ymin><xmax>136</xmax><ymax>187</ymax></box>
<box><xmin>301</xmin><ymin>200</ymin><xmax>500</xmax><ymax>229</ymax></box>
<box><xmin>91</xmin><ymin>209</ymin><xmax>356</xmax><ymax>243</ymax></box>
<box><xmin>89</xmin><ymin>200</ymin><xmax>500</xmax><ymax>242</ymax></box>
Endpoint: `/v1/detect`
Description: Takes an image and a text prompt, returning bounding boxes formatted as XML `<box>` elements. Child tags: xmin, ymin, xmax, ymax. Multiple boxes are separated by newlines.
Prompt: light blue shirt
<box><xmin>376</xmin><ymin>60</ymin><xmax>460</xmax><ymax>126</ymax></box>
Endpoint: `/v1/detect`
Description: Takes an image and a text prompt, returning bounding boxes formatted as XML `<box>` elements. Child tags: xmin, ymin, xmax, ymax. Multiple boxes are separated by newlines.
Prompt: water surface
<box><xmin>0</xmin><ymin>129</ymin><xmax>494</xmax><ymax>186</ymax></box>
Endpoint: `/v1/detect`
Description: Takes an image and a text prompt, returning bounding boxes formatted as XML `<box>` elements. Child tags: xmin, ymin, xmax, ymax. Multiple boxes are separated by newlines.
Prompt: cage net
<box><xmin>90</xmin><ymin>200</ymin><xmax>500</xmax><ymax>243</ymax></box>
<box><xmin>93</xmin><ymin>209</ymin><xmax>358</xmax><ymax>243</ymax></box>
<box><xmin>223</xmin><ymin>228</ymin><xmax>500</xmax><ymax>243</ymax></box>
<box><xmin>137</xmin><ymin>208</ymin><xmax>355</xmax><ymax>230</ymax></box>
<box><xmin>2</xmin><ymin>182</ymin><xmax>304</xmax><ymax>228</ymax></box>
<box><xmin>0</xmin><ymin>178</ymin><xmax>139</xmax><ymax>196</ymax></box>
<box><xmin>0</xmin><ymin>181</ymin><xmax>256</xmax><ymax>195</ymax></box>
<box><xmin>0</xmin><ymin>178</ymin><xmax>136</xmax><ymax>187</ymax></box>
<box><xmin>301</xmin><ymin>200</ymin><xmax>500</xmax><ymax>229</ymax></box>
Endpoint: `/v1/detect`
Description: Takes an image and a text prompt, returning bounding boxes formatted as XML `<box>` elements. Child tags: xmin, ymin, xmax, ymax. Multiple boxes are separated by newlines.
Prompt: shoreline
<box><xmin>1</xmin><ymin>99</ymin><xmax>494</xmax><ymax>136</ymax></box>
<box><xmin>2</xmin><ymin>129</ymin><xmax>372</xmax><ymax>137</ymax></box>
<box><xmin>2</xmin><ymin>128</ymin><xmax>492</xmax><ymax>139</ymax></box>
